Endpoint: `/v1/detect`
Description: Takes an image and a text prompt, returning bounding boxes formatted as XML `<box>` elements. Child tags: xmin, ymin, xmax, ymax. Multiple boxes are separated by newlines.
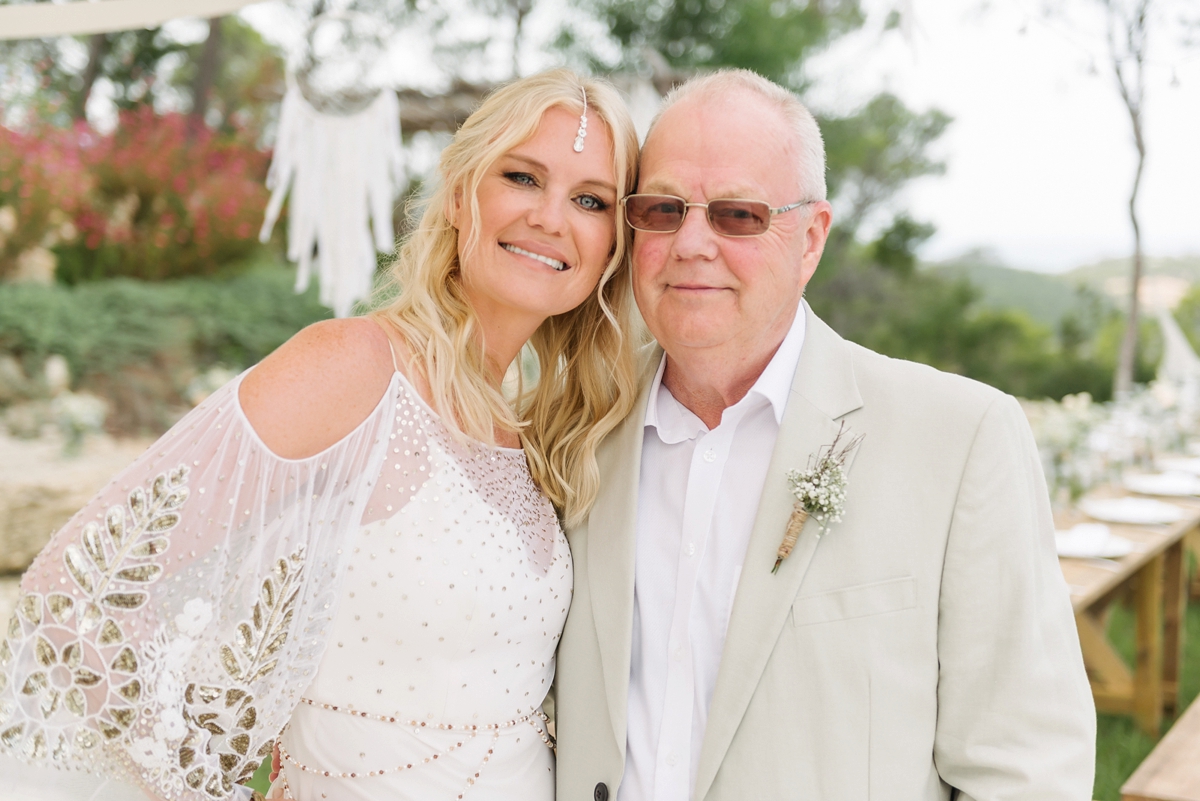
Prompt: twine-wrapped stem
<box><xmin>772</xmin><ymin>505</ymin><xmax>810</xmax><ymax>574</ymax></box>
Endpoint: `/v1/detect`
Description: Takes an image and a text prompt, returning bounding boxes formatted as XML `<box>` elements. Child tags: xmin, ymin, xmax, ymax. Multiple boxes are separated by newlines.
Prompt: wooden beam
<box><xmin>1133</xmin><ymin>554</ymin><xmax>1165</xmax><ymax>737</ymax></box>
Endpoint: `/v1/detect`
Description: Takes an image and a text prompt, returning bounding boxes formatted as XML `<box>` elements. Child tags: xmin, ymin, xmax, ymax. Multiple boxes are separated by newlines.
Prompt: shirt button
<box><xmin>702</xmin><ymin>449</ymin><xmax>716</xmax><ymax>463</ymax></box>
<box><xmin>685</xmin><ymin>543</ymin><xmax>696</xmax><ymax>557</ymax></box>
<box><xmin>673</xmin><ymin>646</ymin><xmax>684</xmax><ymax>662</ymax></box>
<box><xmin>666</xmin><ymin>753</ymin><xmax>678</xmax><ymax>767</ymax></box>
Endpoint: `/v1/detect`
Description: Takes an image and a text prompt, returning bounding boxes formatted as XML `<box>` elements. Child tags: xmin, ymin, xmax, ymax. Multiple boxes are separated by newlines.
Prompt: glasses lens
<box><xmin>625</xmin><ymin>195</ymin><xmax>687</xmax><ymax>232</ymax></box>
<box><xmin>707</xmin><ymin>200</ymin><xmax>770</xmax><ymax>236</ymax></box>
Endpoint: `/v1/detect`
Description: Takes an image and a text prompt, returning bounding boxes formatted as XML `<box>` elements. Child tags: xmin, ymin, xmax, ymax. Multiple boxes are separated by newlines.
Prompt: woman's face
<box><xmin>455</xmin><ymin>105</ymin><xmax>619</xmax><ymax>330</ymax></box>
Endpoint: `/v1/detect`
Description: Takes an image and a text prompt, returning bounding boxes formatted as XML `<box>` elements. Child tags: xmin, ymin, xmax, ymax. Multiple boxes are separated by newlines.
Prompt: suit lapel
<box><xmin>587</xmin><ymin>345</ymin><xmax>662</xmax><ymax>757</ymax></box>
<box><xmin>693</xmin><ymin>305</ymin><xmax>864</xmax><ymax>800</ymax></box>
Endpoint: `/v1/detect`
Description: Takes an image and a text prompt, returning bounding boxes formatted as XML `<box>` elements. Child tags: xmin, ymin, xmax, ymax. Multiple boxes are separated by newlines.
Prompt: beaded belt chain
<box><xmin>276</xmin><ymin>697</ymin><xmax>555</xmax><ymax>799</ymax></box>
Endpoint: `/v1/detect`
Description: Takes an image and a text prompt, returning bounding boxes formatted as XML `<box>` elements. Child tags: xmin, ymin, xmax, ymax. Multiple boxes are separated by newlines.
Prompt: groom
<box><xmin>554</xmin><ymin>70</ymin><xmax>1096</xmax><ymax>800</ymax></box>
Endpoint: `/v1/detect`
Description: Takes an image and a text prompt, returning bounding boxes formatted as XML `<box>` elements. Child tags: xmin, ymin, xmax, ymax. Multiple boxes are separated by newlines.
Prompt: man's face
<box><xmin>632</xmin><ymin>92</ymin><xmax>832</xmax><ymax>360</ymax></box>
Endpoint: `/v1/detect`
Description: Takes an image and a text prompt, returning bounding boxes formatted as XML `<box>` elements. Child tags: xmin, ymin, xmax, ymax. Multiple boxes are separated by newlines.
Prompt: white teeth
<box><xmin>502</xmin><ymin>243</ymin><xmax>568</xmax><ymax>271</ymax></box>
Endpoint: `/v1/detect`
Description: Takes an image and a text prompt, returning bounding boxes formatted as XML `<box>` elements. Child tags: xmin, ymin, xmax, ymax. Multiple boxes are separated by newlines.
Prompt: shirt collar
<box><xmin>644</xmin><ymin>302</ymin><xmax>807</xmax><ymax>442</ymax></box>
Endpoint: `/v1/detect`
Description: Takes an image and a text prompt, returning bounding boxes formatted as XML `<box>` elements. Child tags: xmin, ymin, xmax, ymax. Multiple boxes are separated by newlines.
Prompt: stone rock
<box><xmin>44</xmin><ymin>354</ymin><xmax>71</xmax><ymax>395</ymax></box>
<box><xmin>0</xmin><ymin>353</ymin><xmax>29</xmax><ymax>405</ymax></box>
<box><xmin>11</xmin><ymin>246</ymin><xmax>57</xmax><ymax>285</ymax></box>
<box><xmin>0</xmin><ymin>430</ymin><xmax>152</xmax><ymax>573</ymax></box>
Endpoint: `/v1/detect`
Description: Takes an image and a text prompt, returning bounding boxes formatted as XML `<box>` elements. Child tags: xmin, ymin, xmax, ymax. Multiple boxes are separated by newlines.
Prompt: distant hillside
<box><xmin>926</xmin><ymin>256</ymin><xmax>1109</xmax><ymax>329</ymax></box>
<box><xmin>1064</xmin><ymin>255</ymin><xmax>1200</xmax><ymax>290</ymax></box>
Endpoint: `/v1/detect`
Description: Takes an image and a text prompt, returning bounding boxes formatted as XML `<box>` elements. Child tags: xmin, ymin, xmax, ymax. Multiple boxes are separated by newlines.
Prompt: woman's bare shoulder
<box><xmin>238</xmin><ymin>317</ymin><xmax>396</xmax><ymax>459</ymax></box>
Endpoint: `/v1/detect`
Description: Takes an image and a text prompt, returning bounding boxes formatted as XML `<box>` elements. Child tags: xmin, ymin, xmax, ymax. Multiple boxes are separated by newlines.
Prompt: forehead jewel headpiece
<box><xmin>573</xmin><ymin>88</ymin><xmax>588</xmax><ymax>153</ymax></box>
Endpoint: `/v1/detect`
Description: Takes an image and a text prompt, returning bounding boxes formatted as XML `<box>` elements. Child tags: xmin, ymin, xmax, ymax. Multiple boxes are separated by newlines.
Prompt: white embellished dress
<box><xmin>0</xmin><ymin>368</ymin><xmax>571</xmax><ymax>801</ymax></box>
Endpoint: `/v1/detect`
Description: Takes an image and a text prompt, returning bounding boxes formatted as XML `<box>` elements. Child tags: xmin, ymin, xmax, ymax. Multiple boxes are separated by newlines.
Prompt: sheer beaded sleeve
<box><xmin>0</xmin><ymin>370</ymin><xmax>396</xmax><ymax>800</ymax></box>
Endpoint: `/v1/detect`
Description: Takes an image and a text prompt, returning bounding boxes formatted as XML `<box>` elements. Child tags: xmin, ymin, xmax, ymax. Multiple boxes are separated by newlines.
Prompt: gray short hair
<box><xmin>650</xmin><ymin>69</ymin><xmax>827</xmax><ymax>201</ymax></box>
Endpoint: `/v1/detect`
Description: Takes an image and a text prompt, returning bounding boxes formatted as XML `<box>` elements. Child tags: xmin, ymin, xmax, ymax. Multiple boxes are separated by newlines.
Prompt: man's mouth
<box><xmin>502</xmin><ymin>243</ymin><xmax>570</xmax><ymax>272</ymax></box>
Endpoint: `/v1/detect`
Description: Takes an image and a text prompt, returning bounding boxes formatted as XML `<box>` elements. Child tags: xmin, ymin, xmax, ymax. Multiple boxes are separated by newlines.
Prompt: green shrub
<box><xmin>0</xmin><ymin>260</ymin><xmax>330</xmax><ymax>433</ymax></box>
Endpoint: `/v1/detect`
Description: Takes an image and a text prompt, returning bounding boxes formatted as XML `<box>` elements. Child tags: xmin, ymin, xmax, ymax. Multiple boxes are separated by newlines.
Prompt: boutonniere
<box><xmin>773</xmin><ymin>423</ymin><xmax>863</xmax><ymax>573</ymax></box>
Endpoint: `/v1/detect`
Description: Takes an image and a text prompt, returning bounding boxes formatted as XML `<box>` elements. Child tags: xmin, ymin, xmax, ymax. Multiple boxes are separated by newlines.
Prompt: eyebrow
<box><xmin>502</xmin><ymin>153</ymin><xmax>618</xmax><ymax>195</ymax></box>
<box><xmin>640</xmin><ymin>179</ymin><xmax>764</xmax><ymax>200</ymax></box>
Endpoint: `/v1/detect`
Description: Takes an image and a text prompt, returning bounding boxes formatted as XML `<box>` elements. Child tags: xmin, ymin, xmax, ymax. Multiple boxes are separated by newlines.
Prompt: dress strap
<box><xmin>372</xmin><ymin>317</ymin><xmax>403</xmax><ymax>374</ymax></box>
<box><xmin>386</xmin><ymin>337</ymin><xmax>401</xmax><ymax>374</ymax></box>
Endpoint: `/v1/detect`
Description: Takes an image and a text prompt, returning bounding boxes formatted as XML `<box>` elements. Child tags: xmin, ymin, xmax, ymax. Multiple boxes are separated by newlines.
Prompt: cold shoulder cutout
<box><xmin>239</xmin><ymin>318</ymin><xmax>397</xmax><ymax>460</ymax></box>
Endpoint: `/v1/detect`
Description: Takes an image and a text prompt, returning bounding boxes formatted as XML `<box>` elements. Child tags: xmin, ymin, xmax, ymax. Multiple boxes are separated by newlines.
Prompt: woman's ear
<box><xmin>445</xmin><ymin>188</ymin><xmax>463</xmax><ymax>230</ymax></box>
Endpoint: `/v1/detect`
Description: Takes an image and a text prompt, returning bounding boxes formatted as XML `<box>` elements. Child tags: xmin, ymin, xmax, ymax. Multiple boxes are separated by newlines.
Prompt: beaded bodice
<box><xmin>306</xmin><ymin>374</ymin><xmax>572</xmax><ymax>723</ymax></box>
<box><xmin>275</xmin><ymin>374</ymin><xmax>571</xmax><ymax>798</ymax></box>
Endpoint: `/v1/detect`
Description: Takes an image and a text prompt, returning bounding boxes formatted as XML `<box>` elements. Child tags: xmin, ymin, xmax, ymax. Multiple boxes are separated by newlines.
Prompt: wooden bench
<box><xmin>1121</xmin><ymin>696</ymin><xmax>1200</xmax><ymax>800</ymax></box>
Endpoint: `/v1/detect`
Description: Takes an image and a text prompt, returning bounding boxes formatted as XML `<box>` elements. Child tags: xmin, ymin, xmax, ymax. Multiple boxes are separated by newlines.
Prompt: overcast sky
<box><xmin>803</xmin><ymin>0</ymin><xmax>1200</xmax><ymax>272</ymax></box>
<box><xmin>244</xmin><ymin>0</ymin><xmax>1200</xmax><ymax>274</ymax></box>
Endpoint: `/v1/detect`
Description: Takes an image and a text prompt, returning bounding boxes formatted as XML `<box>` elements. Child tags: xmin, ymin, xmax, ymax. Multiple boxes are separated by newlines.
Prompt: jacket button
<box><xmin>594</xmin><ymin>783</ymin><xmax>609</xmax><ymax>801</ymax></box>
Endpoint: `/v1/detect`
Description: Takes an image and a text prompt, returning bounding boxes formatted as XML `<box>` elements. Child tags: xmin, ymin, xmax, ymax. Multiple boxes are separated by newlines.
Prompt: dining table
<box><xmin>1057</xmin><ymin>489</ymin><xmax>1199</xmax><ymax>737</ymax></box>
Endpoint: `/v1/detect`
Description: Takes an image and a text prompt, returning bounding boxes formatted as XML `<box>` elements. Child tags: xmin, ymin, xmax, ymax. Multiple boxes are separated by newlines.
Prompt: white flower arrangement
<box><xmin>773</xmin><ymin>424</ymin><xmax>863</xmax><ymax>573</ymax></box>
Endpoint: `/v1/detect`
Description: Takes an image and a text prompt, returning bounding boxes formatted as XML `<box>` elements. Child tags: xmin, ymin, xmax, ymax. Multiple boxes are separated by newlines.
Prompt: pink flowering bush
<box><xmin>0</xmin><ymin>109</ymin><xmax>272</xmax><ymax>283</ymax></box>
<box><xmin>0</xmin><ymin>124</ymin><xmax>91</xmax><ymax>280</ymax></box>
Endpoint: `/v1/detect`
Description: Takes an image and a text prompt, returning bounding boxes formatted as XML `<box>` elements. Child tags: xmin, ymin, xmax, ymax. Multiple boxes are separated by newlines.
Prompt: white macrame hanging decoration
<box><xmin>259</xmin><ymin>12</ymin><xmax>404</xmax><ymax>318</ymax></box>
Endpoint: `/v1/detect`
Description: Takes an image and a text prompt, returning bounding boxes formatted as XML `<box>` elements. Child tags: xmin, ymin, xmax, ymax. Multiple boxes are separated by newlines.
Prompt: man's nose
<box><xmin>669</xmin><ymin>204</ymin><xmax>719</xmax><ymax>260</ymax></box>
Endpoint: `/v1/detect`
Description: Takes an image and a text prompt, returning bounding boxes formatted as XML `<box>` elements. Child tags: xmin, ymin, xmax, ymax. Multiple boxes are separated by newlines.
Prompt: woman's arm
<box><xmin>239</xmin><ymin>317</ymin><xmax>396</xmax><ymax>460</ymax></box>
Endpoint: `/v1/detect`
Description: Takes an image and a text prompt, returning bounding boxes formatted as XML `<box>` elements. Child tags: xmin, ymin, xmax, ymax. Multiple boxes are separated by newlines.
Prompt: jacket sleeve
<box><xmin>0</xmin><ymin>372</ymin><xmax>391</xmax><ymax>800</ymax></box>
<box><xmin>933</xmin><ymin>393</ymin><xmax>1096</xmax><ymax>800</ymax></box>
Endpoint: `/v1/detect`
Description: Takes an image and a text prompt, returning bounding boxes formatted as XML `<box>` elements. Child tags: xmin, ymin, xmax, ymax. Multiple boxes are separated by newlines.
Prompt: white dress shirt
<box><xmin>620</xmin><ymin>306</ymin><xmax>807</xmax><ymax>801</ymax></box>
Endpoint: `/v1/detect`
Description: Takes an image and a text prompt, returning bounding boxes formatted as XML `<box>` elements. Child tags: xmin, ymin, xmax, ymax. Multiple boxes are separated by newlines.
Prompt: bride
<box><xmin>0</xmin><ymin>69</ymin><xmax>639</xmax><ymax>801</ymax></box>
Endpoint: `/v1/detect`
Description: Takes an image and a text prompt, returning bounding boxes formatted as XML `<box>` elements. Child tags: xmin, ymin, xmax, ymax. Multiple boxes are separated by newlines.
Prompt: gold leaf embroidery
<box><xmin>51</xmin><ymin>732</ymin><xmax>68</xmax><ymax>761</ymax></box>
<box><xmin>73</xmin><ymin>667</ymin><xmax>102</xmax><ymax>687</ymax></box>
<box><xmin>110</xmin><ymin>647</ymin><xmax>138</xmax><ymax>674</ymax></box>
<box><xmin>146</xmin><ymin>514</ymin><xmax>180</xmax><ymax>534</ymax></box>
<box><xmin>20</xmin><ymin>672</ymin><xmax>47</xmax><ymax>695</ymax></box>
<box><xmin>17</xmin><ymin>594</ymin><xmax>42</xmax><ymax>626</ymax></box>
<box><xmin>228</xmin><ymin>733</ymin><xmax>250</xmax><ymax>755</ymax></box>
<box><xmin>108</xmin><ymin>706</ymin><xmax>136</xmax><ymax>729</ymax></box>
<box><xmin>97</xmin><ymin>619</ymin><xmax>124</xmax><ymax>646</ymax></box>
<box><xmin>179</xmin><ymin>746</ymin><xmax>196</xmax><ymax>769</ymax></box>
<box><xmin>0</xmin><ymin>724</ymin><xmax>25</xmax><ymax>748</ymax></box>
<box><xmin>0</xmin><ymin>639</ymin><xmax>11</xmax><ymax>667</ymax></box>
<box><xmin>62</xmin><ymin>642</ymin><xmax>82</xmax><ymax>670</ymax></box>
<box><xmin>236</xmin><ymin>706</ymin><xmax>256</xmax><ymax>730</ymax></box>
<box><xmin>33</xmin><ymin>637</ymin><xmax>56</xmax><ymax>668</ymax></box>
<box><xmin>64</xmin><ymin>688</ymin><xmax>86</xmax><ymax>717</ymax></box>
<box><xmin>106</xmin><ymin>507</ymin><xmax>127</xmax><ymax>549</ymax></box>
<box><xmin>101</xmin><ymin>592</ymin><xmax>148</xmax><ymax>610</ymax></box>
<box><xmin>114</xmin><ymin>565</ymin><xmax>162</xmax><ymax>583</ymax></box>
<box><xmin>64</xmin><ymin>548</ymin><xmax>94</xmax><ymax>594</ymax></box>
<box><xmin>38</xmin><ymin>689</ymin><xmax>60</xmax><ymax>717</ymax></box>
<box><xmin>116</xmin><ymin>679</ymin><xmax>141</xmax><ymax>702</ymax></box>
<box><xmin>46</xmin><ymin>594</ymin><xmax>74</xmax><ymax>624</ymax></box>
<box><xmin>75</xmin><ymin>602</ymin><xmax>102</xmax><ymax>634</ymax></box>
<box><xmin>98</xmin><ymin>721</ymin><xmax>122</xmax><ymax>740</ymax></box>
<box><xmin>219</xmin><ymin>646</ymin><xmax>241</xmax><ymax>682</ymax></box>
<box><xmin>26</xmin><ymin>730</ymin><xmax>46</xmax><ymax>760</ymax></box>
<box><xmin>223</xmin><ymin>689</ymin><xmax>246</xmax><ymax>707</ymax></box>
<box><xmin>185</xmin><ymin>767</ymin><xmax>205</xmax><ymax>789</ymax></box>
<box><xmin>131</xmin><ymin>538</ymin><xmax>170</xmax><ymax>557</ymax></box>
<box><xmin>82</xmin><ymin>523</ymin><xmax>108</xmax><ymax>571</ymax></box>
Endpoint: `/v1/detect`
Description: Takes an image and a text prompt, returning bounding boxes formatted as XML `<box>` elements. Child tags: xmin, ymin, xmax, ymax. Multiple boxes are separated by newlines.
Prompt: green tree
<box><xmin>578</xmin><ymin>0</ymin><xmax>863</xmax><ymax>83</ymax></box>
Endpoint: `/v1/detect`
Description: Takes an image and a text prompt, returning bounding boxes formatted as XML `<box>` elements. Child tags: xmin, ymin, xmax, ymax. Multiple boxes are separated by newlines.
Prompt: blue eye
<box><xmin>576</xmin><ymin>194</ymin><xmax>609</xmax><ymax>212</ymax></box>
<box><xmin>504</xmin><ymin>171</ymin><xmax>537</xmax><ymax>187</ymax></box>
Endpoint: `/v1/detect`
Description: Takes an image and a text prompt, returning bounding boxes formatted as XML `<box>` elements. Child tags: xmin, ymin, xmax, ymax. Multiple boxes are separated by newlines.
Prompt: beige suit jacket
<box><xmin>555</xmin><ymin>303</ymin><xmax>1096</xmax><ymax>801</ymax></box>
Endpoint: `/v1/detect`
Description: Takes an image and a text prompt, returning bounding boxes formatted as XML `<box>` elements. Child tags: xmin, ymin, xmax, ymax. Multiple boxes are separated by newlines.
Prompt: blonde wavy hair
<box><xmin>370</xmin><ymin>68</ymin><xmax>640</xmax><ymax>527</ymax></box>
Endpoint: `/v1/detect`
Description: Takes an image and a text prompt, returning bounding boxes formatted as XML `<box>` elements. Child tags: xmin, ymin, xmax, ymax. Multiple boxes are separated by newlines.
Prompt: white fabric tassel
<box><xmin>260</xmin><ymin>83</ymin><xmax>404</xmax><ymax>318</ymax></box>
